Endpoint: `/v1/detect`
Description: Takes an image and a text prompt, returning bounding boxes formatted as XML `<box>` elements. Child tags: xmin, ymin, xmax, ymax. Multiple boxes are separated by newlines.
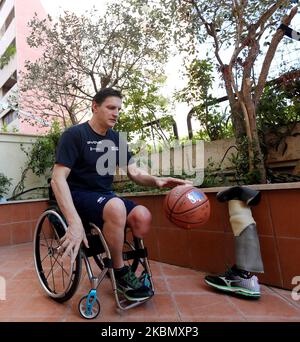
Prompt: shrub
<box><xmin>0</xmin><ymin>173</ymin><xmax>12</xmax><ymax>198</ymax></box>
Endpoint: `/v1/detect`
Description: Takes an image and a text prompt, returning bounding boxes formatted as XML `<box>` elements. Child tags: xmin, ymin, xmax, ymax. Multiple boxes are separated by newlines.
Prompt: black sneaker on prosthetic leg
<box><xmin>114</xmin><ymin>266</ymin><xmax>154</xmax><ymax>302</ymax></box>
<box><xmin>204</xmin><ymin>265</ymin><xmax>261</xmax><ymax>298</ymax></box>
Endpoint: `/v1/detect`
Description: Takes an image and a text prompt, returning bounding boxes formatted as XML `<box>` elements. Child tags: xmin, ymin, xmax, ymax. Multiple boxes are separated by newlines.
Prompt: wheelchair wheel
<box><xmin>78</xmin><ymin>294</ymin><xmax>100</xmax><ymax>319</ymax></box>
<box><xmin>33</xmin><ymin>207</ymin><xmax>82</xmax><ymax>303</ymax></box>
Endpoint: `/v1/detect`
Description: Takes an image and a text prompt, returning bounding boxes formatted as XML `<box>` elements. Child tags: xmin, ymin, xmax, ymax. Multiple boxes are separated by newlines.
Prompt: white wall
<box><xmin>0</xmin><ymin>132</ymin><xmax>48</xmax><ymax>198</ymax></box>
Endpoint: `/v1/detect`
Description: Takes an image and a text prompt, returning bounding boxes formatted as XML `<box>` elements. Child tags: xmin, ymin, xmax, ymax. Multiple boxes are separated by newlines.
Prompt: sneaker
<box><xmin>204</xmin><ymin>265</ymin><xmax>261</xmax><ymax>298</ymax></box>
<box><xmin>115</xmin><ymin>266</ymin><xmax>154</xmax><ymax>302</ymax></box>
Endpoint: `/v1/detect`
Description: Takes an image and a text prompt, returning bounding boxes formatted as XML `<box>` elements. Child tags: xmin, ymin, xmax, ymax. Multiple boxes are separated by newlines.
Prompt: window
<box><xmin>0</xmin><ymin>8</ymin><xmax>15</xmax><ymax>39</ymax></box>
<box><xmin>1</xmin><ymin>70</ymin><xmax>17</xmax><ymax>96</ymax></box>
<box><xmin>5</xmin><ymin>8</ymin><xmax>14</xmax><ymax>29</ymax></box>
<box><xmin>2</xmin><ymin>110</ymin><xmax>17</xmax><ymax>126</ymax></box>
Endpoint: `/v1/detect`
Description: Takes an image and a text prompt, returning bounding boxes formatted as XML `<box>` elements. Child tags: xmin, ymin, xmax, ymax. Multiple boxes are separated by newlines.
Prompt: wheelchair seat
<box><xmin>33</xmin><ymin>202</ymin><xmax>154</xmax><ymax>319</ymax></box>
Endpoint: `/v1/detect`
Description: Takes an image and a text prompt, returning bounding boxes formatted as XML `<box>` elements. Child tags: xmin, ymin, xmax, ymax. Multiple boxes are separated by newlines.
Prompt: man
<box><xmin>51</xmin><ymin>87</ymin><xmax>191</xmax><ymax>302</ymax></box>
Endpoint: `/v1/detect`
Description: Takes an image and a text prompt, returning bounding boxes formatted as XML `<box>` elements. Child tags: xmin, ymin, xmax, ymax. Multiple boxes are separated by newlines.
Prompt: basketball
<box><xmin>164</xmin><ymin>185</ymin><xmax>210</xmax><ymax>229</ymax></box>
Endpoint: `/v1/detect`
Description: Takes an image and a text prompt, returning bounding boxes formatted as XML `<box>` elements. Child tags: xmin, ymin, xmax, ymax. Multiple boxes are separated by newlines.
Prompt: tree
<box><xmin>161</xmin><ymin>0</ymin><xmax>299</xmax><ymax>183</ymax></box>
<box><xmin>175</xmin><ymin>58</ymin><xmax>233</xmax><ymax>141</ymax></box>
<box><xmin>115</xmin><ymin>73</ymin><xmax>175</xmax><ymax>143</ymax></box>
<box><xmin>19</xmin><ymin>1</ymin><xmax>174</xmax><ymax>139</ymax></box>
<box><xmin>257</xmin><ymin>77</ymin><xmax>300</xmax><ymax>160</ymax></box>
<box><xmin>258</xmin><ymin>79</ymin><xmax>300</xmax><ymax>130</ymax></box>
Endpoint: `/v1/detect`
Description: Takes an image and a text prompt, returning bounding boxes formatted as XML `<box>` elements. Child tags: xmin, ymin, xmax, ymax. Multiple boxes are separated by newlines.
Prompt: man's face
<box><xmin>92</xmin><ymin>96</ymin><xmax>122</xmax><ymax>129</ymax></box>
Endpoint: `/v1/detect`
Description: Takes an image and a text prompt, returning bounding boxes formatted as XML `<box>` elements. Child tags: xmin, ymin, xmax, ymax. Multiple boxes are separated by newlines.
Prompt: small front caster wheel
<box><xmin>78</xmin><ymin>294</ymin><xmax>100</xmax><ymax>319</ymax></box>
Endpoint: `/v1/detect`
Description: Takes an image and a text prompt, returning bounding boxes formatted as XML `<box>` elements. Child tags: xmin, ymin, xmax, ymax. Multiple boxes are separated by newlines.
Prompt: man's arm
<box><xmin>127</xmin><ymin>163</ymin><xmax>193</xmax><ymax>188</ymax></box>
<box><xmin>51</xmin><ymin>164</ymin><xmax>89</xmax><ymax>263</ymax></box>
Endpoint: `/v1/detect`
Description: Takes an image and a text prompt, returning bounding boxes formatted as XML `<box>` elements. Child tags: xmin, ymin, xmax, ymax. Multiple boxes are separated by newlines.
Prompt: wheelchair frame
<box><xmin>33</xmin><ymin>206</ymin><xmax>154</xmax><ymax>319</ymax></box>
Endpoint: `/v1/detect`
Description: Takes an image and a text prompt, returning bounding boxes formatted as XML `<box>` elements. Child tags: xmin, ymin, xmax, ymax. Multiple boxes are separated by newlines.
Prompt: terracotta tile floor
<box><xmin>1</xmin><ymin>242</ymin><xmax>300</xmax><ymax>322</ymax></box>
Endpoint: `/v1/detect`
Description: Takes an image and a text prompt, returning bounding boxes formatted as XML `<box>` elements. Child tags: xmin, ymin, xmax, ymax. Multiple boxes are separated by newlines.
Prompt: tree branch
<box><xmin>253</xmin><ymin>0</ymin><xmax>287</xmax><ymax>31</ymax></box>
<box><xmin>191</xmin><ymin>0</ymin><xmax>224</xmax><ymax>67</ymax></box>
<box><xmin>254</xmin><ymin>5</ymin><xmax>298</xmax><ymax>105</ymax></box>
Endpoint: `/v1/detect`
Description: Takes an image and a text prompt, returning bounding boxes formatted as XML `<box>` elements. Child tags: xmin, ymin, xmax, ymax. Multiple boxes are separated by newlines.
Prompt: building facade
<box><xmin>0</xmin><ymin>0</ymin><xmax>47</xmax><ymax>134</ymax></box>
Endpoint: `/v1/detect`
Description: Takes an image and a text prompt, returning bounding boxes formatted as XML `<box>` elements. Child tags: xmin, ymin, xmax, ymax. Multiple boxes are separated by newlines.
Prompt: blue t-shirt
<box><xmin>55</xmin><ymin>122</ymin><xmax>133</xmax><ymax>192</ymax></box>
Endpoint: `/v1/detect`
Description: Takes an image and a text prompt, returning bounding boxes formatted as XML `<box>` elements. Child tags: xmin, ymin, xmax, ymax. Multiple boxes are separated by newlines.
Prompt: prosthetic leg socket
<box><xmin>229</xmin><ymin>200</ymin><xmax>264</xmax><ymax>273</ymax></box>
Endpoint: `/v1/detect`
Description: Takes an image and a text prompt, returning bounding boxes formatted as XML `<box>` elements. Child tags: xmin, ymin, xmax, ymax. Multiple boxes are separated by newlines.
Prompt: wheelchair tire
<box><xmin>78</xmin><ymin>295</ymin><xmax>100</xmax><ymax>319</ymax></box>
<box><xmin>33</xmin><ymin>207</ymin><xmax>82</xmax><ymax>303</ymax></box>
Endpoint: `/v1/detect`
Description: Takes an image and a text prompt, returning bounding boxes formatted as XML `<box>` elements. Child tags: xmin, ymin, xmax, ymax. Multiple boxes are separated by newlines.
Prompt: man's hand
<box><xmin>60</xmin><ymin>222</ymin><xmax>89</xmax><ymax>264</ymax></box>
<box><xmin>155</xmin><ymin>177</ymin><xmax>193</xmax><ymax>189</ymax></box>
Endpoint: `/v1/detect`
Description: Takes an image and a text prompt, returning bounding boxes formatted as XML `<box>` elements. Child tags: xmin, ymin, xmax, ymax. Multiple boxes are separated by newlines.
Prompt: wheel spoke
<box><xmin>34</xmin><ymin>209</ymin><xmax>82</xmax><ymax>301</ymax></box>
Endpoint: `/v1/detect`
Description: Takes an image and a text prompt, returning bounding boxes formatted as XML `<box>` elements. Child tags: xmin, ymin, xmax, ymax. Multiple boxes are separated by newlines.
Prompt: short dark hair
<box><xmin>92</xmin><ymin>88</ymin><xmax>122</xmax><ymax>106</ymax></box>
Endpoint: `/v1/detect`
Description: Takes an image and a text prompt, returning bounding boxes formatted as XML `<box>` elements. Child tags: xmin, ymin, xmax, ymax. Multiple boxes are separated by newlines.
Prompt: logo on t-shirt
<box><xmin>87</xmin><ymin>141</ymin><xmax>103</xmax><ymax>152</ymax></box>
<box><xmin>87</xmin><ymin>141</ymin><xmax>102</xmax><ymax>145</ymax></box>
<box><xmin>87</xmin><ymin>141</ymin><xmax>118</xmax><ymax>152</ymax></box>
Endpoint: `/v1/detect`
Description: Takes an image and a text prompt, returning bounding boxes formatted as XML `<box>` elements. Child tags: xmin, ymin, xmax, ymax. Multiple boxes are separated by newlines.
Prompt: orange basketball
<box><xmin>164</xmin><ymin>185</ymin><xmax>210</xmax><ymax>229</ymax></box>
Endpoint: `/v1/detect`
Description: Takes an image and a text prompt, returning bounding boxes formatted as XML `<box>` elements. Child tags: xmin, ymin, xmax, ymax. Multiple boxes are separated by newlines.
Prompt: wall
<box><xmin>266</xmin><ymin>122</ymin><xmax>300</xmax><ymax>173</ymax></box>
<box><xmin>136</xmin><ymin>122</ymin><xmax>300</xmax><ymax>176</ymax></box>
<box><xmin>2</xmin><ymin>128</ymin><xmax>300</xmax><ymax>198</ymax></box>
<box><xmin>0</xmin><ymin>132</ymin><xmax>48</xmax><ymax>198</ymax></box>
<box><xmin>15</xmin><ymin>0</ymin><xmax>49</xmax><ymax>135</ymax></box>
<box><xmin>0</xmin><ymin>198</ymin><xmax>47</xmax><ymax>245</ymax></box>
<box><xmin>130</xmin><ymin>183</ymin><xmax>300</xmax><ymax>290</ymax></box>
<box><xmin>1</xmin><ymin>133</ymin><xmax>236</xmax><ymax>197</ymax></box>
<box><xmin>115</xmin><ymin>125</ymin><xmax>300</xmax><ymax>183</ymax></box>
<box><xmin>0</xmin><ymin>183</ymin><xmax>299</xmax><ymax>290</ymax></box>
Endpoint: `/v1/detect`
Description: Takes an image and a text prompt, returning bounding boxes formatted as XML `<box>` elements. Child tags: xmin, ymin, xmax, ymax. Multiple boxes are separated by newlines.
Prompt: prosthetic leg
<box><xmin>217</xmin><ymin>186</ymin><xmax>264</xmax><ymax>273</ymax></box>
<box><xmin>204</xmin><ymin>186</ymin><xmax>263</xmax><ymax>298</ymax></box>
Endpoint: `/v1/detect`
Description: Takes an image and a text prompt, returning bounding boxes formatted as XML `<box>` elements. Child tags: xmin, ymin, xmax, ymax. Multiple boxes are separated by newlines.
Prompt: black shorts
<box><xmin>71</xmin><ymin>190</ymin><xmax>137</xmax><ymax>230</ymax></box>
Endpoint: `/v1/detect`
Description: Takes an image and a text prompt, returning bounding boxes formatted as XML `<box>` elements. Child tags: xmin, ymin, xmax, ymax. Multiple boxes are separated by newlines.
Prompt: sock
<box><xmin>232</xmin><ymin>265</ymin><xmax>251</xmax><ymax>278</ymax></box>
<box><xmin>114</xmin><ymin>265</ymin><xmax>128</xmax><ymax>278</ymax></box>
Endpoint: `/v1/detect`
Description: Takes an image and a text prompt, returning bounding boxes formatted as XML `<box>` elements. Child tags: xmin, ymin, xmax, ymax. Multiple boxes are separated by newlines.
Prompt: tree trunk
<box><xmin>240</xmin><ymin>71</ymin><xmax>266</xmax><ymax>183</ymax></box>
<box><xmin>229</xmin><ymin>101</ymin><xmax>246</xmax><ymax>144</ymax></box>
<box><xmin>242</xmin><ymin>96</ymin><xmax>267</xmax><ymax>183</ymax></box>
<box><xmin>222</xmin><ymin>66</ymin><xmax>267</xmax><ymax>183</ymax></box>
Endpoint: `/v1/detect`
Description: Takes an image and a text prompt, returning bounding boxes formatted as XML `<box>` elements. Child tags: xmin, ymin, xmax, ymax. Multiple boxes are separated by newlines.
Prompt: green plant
<box><xmin>0</xmin><ymin>173</ymin><xmax>12</xmax><ymax>197</ymax></box>
<box><xmin>228</xmin><ymin>138</ymin><xmax>262</xmax><ymax>185</ymax></box>
<box><xmin>0</xmin><ymin>124</ymin><xmax>8</xmax><ymax>132</ymax></box>
<box><xmin>0</xmin><ymin>42</ymin><xmax>16</xmax><ymax>69</ymax></box>
<box><xmin>24</xmin><ymin>120</ymin><xmax>61</xmax><ymax>176</ymax></box>
<box><xmin>0</xmin><ymin>124</ymin><xmax>19</xmax><ymax>133</ymax></box>
<box><xmin>12</xmin><ymin>121</ymin><xmax>62</xmax><ymax>196</ymax></box>
<box><xmin>201</xmin><ymin>157</ymin><xmax>230</xmax><ymax>188</ymax></box>
<box><xmin>257</xmin><ymin>79</ymin><xmax>300</xmax><ymax>158</ymax></box>
<box><xmin>257</xmin><ymin>81</ymin><xmax>300</xmax><ymax>129</ymax></box>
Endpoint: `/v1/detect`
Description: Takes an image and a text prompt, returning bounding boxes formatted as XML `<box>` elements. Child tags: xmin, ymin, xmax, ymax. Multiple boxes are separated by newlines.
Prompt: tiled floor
<box><xmin>0</xmin><ymin>243</ymin><xmax>300</xmax><ymax>322</ymax></box>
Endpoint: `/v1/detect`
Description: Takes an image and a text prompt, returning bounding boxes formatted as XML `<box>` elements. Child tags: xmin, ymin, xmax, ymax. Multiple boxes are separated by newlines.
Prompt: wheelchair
<box><xmin>33</xmin><ymin>197</ymin><xmax>154</xmax><ymax>319</ymax></box>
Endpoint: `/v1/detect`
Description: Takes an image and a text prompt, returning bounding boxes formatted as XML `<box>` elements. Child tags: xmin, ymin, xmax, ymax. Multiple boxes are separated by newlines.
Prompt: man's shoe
<box><xmin>204</xmin><ymin>265</ymin><xmax>261</xmax><ymax>298</ymax></box>
<box><xmin>115</xmin><ymin>266</ymin><xmax>154</xmax><ymax>302</ymax></box>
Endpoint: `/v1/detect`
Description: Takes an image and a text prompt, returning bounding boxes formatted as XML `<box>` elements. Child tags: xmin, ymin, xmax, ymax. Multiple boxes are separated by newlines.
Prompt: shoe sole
<box><xmin>204</xmin><ymin>279</ymin><xmax>261</xmax><ymax>298</ymax></box>
<box><xmin>117</xmin><ymin>288</ymin><xmax>153</xmax><ymax>302</ymax></box>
